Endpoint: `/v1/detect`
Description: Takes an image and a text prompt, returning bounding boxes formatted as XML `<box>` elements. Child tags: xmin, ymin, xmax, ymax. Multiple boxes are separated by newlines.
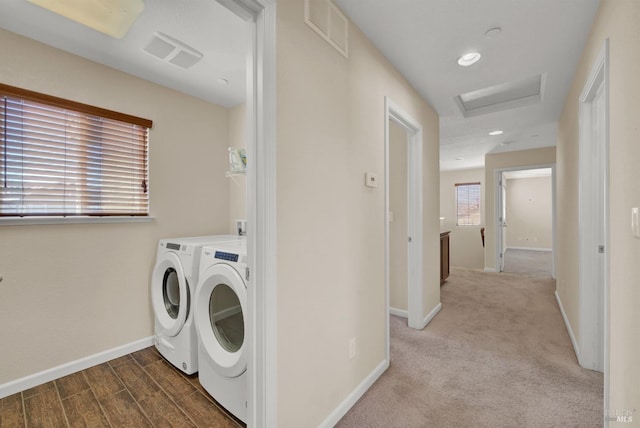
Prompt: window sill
<box><xmin>0</xmin><ymin>216</ymin><xmax>155</xmax><ymax>226</ymax></box>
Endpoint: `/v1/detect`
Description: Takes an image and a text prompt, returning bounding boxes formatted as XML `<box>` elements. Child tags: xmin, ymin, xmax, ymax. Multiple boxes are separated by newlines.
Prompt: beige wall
<box><xmin>228</xmin><ymin>103</ymin><xmax>247</xmax><ymax>234</ymax></box>
<box><xmin>484</xmin><ymin>147</ymin><xmax>556</xmax><ymax>270</ymax></box>
<box><xmin>276</xmin><ymin>0</ymin><xmax>440</xmax><ymax>425</ymax></box>
<box><xmin>505</xmin><ymin>176</ymin><xmax>552</xmax><ymax>250</ymax></box>
<box><xmin>440</xmin><ymin>168</ymin><xmax>485</xmax><ymax>269</ymax></box>
<box><xmin>0</xmin><ymin>30</ymin><xmax>231</xmax><ymax>384</ymax></box>
<box><xmin>557</xmin><ymin>0</ymin><xmax>640</xmax><ymax>417</ymax></box>
<box><xmin>389</xmin><ymin>120</ymin><xmax>408</xmax><ymax>312</ymax></box>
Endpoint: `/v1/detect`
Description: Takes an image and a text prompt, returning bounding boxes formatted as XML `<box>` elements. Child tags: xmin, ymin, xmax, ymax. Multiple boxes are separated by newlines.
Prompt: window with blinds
<box><xmin>455</xmin><ymin>182</ymin><xmax>481</xmax><ymax>226</ymax></box>
<box><xmin>0</xmin><ymin>83</ymin><xmax>152</xmax><ymax>217</ymax></box>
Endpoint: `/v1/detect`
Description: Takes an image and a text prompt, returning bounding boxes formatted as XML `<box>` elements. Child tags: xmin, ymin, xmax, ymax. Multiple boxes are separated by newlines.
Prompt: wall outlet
<box><xmin>349</xmin><ymin>337</ymin><xmax>357</xmax><ymax>360</ymax></box>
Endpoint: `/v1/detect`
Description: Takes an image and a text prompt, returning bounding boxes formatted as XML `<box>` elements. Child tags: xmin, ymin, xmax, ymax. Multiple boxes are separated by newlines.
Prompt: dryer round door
<box><xmin>151</xmin><ymin>252</ymin><xmax>189</xmax><ymax>337</ymax></box>
<box><xmin>195</xmin><ymin>263</ymin><xmax>247</xmax><ymax>378</ymax></box>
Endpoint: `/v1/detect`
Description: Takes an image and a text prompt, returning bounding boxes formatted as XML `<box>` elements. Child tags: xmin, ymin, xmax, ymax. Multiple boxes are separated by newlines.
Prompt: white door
<box><xmin>496</xmin><ymin>173</ymin><xmax>507</xmax><ymax>272</ymax></box>
<box><xmin>500</xmin><ymin>177</ymin><xmax>507</xmax><ymax>272</ymax></box>
<box><xmin>578</xmin><ymin>45</ymin><xmax>607</xmax><ymax>373</ymax></box>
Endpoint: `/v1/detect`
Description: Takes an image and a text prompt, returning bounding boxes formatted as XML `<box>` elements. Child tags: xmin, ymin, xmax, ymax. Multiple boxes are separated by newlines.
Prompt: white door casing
<box><xmin>384</xmin><ymin>97</ymin><xmax>424</xmax><ymax>355</ymax></box>
<box><xmin>214</xmin><ymin>1</ymin><xmax>276</xmax><ymax>427</ymax></box>
<box><xmin>494</xmin><ymin>165</ymin><xmax>557</xmax><ymax>275</ymax></box>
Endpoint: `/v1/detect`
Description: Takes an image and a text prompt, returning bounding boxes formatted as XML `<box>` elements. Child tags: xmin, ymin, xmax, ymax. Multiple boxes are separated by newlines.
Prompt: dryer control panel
<box><xmin>215</xmin><ymin>251</ymin><xmax>239</xmax><ymax>262</ymax></box>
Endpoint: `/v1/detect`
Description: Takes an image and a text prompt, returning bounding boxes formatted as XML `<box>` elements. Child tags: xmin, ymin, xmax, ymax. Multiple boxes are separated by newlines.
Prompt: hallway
<box><xmin>337</xmin><ymin>268</ymin><xmax>603</xmax><ymax>427</ymax></box>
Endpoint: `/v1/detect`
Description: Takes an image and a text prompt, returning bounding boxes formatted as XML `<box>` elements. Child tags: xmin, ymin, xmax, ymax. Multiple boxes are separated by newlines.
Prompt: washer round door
<box><xmin>195</xmin><ymin>263</ymin><xmax>247</xmax><ymax>378</ymax></box>
<box><xmin>151</xmin><ymin>252</ymin><xmax>189</xmax><ymax>337</ymax></box>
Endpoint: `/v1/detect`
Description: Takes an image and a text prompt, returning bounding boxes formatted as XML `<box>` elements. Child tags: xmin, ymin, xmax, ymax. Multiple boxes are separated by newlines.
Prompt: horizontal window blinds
<box><xmin>1</xmin><ymin>85</ymin><xmax>151</xmax><ymax>217</ymax></box>
<box><xmin>456</xmin><ymin>182</ymin><xmax>481</xmax><ymax>226</ymax></box>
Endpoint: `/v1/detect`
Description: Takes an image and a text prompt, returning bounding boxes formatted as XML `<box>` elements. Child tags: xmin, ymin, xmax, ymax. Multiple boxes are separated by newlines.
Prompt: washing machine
<box><xmin>194</xmin><ymin>239</ymin><xmax>248</xmax><ymax>423</ymax></box>
<box><xmin>151</xmin><ymin>235</ymin><xmax>237</xmax><ymax>375</ymax></box>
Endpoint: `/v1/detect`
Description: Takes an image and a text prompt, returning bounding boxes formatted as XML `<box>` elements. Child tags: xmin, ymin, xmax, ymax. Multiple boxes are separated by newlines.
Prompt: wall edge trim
<box><xmin>554</xmin><ymin>291</ymin><xmax>580</xmax><ymax>362</ymax></box>
<box><xmin>506</xmin><ymin>246</ymin><xmax>552</xmax><ymax>252</ymax></box>
<box><xmin>419</xmin><ymin>302</ymin><xmax>442</xmax><ymax>329</ymax></box>
<box><xmin>0</xmin><ymin>336</ymin><xmax>154</xmax><ymax>399</ymax></box>
<box><xmin>389</xmin><ymin>307</ymin><xmax>408</xmax><ymax>318</ymax></box>
<box><xmin>318</xmin><ymin>359</ymin><xmax>389</xmax><ymax>428</ymax></box>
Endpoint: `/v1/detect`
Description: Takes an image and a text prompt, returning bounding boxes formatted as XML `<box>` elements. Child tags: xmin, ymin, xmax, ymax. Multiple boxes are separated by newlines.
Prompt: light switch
<box><xmin>365</xmin><ymin>172</ymin><xmax>378</xmax><ymax>188</ymax></box>
<box><xmin>389</xmin><ymin>211</ymin><xmax>394</xmax><ymax>222</ymax></box>
<box><xmin>632</xmin><ymin>207</ymin><xmax>640</xmax><ymax>239</ymax></box>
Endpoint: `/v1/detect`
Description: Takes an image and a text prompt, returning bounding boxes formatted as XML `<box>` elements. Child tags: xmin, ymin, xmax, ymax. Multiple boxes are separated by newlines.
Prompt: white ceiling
<box><xmin>0</xmin><ymin>1</ymin><xmax>600</xmax><ymax>170</ymax></box>
<box><xmin>0</xmin><ymin>0</ymin><xmax>248</xmax><ymax>108</ymax></box>
<box><xmin>335</xmin><ymin>0</ymin><xmax>600</xmax><ymax>171</ymax></box>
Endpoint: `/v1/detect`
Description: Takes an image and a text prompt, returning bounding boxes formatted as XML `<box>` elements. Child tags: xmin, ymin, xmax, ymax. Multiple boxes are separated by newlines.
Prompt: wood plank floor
<box><xmin>0</xmin><ymin>347</ymin><xmax>244</xmax><ymax>428</ymax></box>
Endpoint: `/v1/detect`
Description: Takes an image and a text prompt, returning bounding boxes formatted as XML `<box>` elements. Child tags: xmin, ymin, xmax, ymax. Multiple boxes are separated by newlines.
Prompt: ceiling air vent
<box><xmin>305</xmin><ymin>0</ymin><xmax>349</xmax><ymax>59</ymax></box>
<box><xmin>143</xmin><ymin>32</ymin><xmax>203</xmax><ymax>69</ymax></box>
<box><xmin>455</xmin><ymin>74</ymin><xmax>546</xmax><ymax>117</ymax></box>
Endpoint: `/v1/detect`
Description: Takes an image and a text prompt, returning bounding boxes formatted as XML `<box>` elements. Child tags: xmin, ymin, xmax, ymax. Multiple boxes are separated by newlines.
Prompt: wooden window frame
<box><xmin>0</xmin><ymin>83</ymin><xmax>152</xmax><ymax>217</ymax></box>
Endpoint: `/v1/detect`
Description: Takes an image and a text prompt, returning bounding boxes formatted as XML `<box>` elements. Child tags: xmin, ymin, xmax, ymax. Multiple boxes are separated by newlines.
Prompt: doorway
<box><xmin>384</xmin><ymin>97</ymin><xmax>424</xmax><ymax>356</ymax></box>
<box><xmin>498</xmin><ymin>168</ymin><xmax>554</xmax><ymax>277</ymax></box>
<box><xmin>216</xmin><ymin>1</ymin><xmax>276</xmax><ymax>427</ymax></box>
<box><xmin>495</xmin><ymin>165</ymin><xmax>556</xmax><ymax>278</ymax></box>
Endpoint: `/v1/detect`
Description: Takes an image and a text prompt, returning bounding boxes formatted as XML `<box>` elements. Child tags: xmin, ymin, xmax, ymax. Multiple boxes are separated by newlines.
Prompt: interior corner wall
<box><xmin>275</xmin><ymin>0</ymin><xmax>440</xmax><ymax>425</ymax></box>
<box><xmin>0</xmin><ymin>29</ymin><xmax>231</xmax><ymax>385</ymax></box>
<box><xmin>556</xmin><ymin>0</ymin><xmax>640</xmax><ymax>414</ymax></box>
<box><xmin>439</xmin><ymin>168</ymin><xmax>485</xmax><ymax>269</ymax></box>
<box><xmin>228</xmin><ymin>103</ymin><xmax>247</xmax><ymax>234</ymax></box>
<box><xmin>389</xmin><ymin>120</ymin><xmax>408</xmax><ymax>312</ymax></box>
<box><xmin>505</xmin><ymin>176</ymin><xmax>553</xmax><ymax>250</ymax></box>
<box><xmin>484</xmin><ymin>147</ymin><xmax>556</xmax><ymax>271</ymax></box>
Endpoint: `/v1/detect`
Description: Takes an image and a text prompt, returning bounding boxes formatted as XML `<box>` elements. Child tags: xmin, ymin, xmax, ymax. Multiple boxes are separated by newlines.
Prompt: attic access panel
<box><xmin>455</xmin><ymin>74</ymin><xmax>546</xmax><ymax>117</ymax></box>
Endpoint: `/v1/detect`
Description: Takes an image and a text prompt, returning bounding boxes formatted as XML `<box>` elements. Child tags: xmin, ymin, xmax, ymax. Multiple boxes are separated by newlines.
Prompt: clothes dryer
<box><xmin>194</xmin><ymin>239</ymin><xmax>248</xmax><ymax>423</ymax></box>
<box><xmin>151</xmin><ymin>235</ymin><xmax>236</xmax><ymax>374</ymax></box>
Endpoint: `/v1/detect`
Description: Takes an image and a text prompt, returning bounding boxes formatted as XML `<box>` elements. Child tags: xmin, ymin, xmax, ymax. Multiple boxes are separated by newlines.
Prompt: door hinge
<box><xmin>598</xmin><ymin>245</ymin><xmax>605</xmax><ymax>254</ymax></box>
<box><xmin>499</xmin><ymin>252</ymin><xmax>503</xmax><ymax>258</ymax></box>
<box><xmin>245</xmin><ymin>267</ymin><xmax>250</xmax><ymax>281</ymax></box>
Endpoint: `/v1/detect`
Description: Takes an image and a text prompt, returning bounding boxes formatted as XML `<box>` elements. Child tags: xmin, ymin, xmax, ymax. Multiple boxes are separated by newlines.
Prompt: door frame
<box><xmin>216</xmin><ymin>1</ymin><xmax>276</xmax><ymax>427</ymax></box>
<box><xmin>494</xmin><ymin>164</ymin><xmax>557</xmax><ymax>277</ymax></box>
<box><xmin>578</xmin><ymin>39</ymin><xmax>609</xmax><ymax>393</ymax></box>
<box><xmin>384</xmin><ymin>96</ymin><xmax>424</xmax><ymax>353</ymax></box>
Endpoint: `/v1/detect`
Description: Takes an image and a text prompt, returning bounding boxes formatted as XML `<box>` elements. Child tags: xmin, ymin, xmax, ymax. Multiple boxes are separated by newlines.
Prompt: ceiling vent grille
<box><xmin>143</xmin><ymin>32</ymin><xmax>203</xmax><ymax>69</ymax></box>
<box><xmin>305</xmin><ymin>0</ymin><xmax>349</xmax><ymax>59</ymax></box>
<box><xmin>455</xmin><ymin>74</ymin><xmax>546</xmax><ymax>117</ymax></box>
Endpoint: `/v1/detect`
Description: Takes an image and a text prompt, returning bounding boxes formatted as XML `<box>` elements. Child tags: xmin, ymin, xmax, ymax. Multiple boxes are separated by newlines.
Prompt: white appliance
<box><xmin>194</xmin><ymin>239</ymin><xmax>248</xmax><ymax>422</ymax></box>
<box><xmin>151</xmin><ymin>235</ymin><xmax>236</xmax><ymax>375</ymax></box>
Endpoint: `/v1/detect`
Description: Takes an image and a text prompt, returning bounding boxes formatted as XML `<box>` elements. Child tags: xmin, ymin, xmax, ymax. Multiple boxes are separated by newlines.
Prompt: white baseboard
<box><xmin>506</xmin><ymin>246</ymin><xmax>552</xmax><ymax>252</ymax></box>
<box><xmin>319</xmin><ymin>359</ymin><xmax>389</xmax><ymax>428</ymax></box>
<box><xmin>419</xmin><ymin>302</ymin><xmax>442</xmax><ymax>329</ymax></box>
<box><xmin>484</xmin><ymin>267</ymin><xmax>497</xmax><ymax>273</ymax></box>
<box><xmin>555</xmin><ymin>291</ymin><xmax>580</xmax><ymax>362</ymax></box>
<box><xmin>389</xmin><ymin>307</ymin><xmax>408</xmax><ymax>318</ymax></box>
<box><xmin>0</xmin><ymin>336</ymin><xmax>154</xmax><ymax>399</ymax></box>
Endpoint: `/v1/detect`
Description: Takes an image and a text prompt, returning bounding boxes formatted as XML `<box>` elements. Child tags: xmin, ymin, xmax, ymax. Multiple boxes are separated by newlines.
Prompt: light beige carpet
<box><xmin>336</xmin><ymin>268</ymin><xmax>603</xmax><ymax>428</ymax></box>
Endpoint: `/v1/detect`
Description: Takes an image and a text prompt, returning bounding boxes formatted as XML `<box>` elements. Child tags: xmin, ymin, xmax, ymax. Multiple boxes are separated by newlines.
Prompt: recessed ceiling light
<box><xmin>457</xmin><ymin>52</ymin><xmax>482</xmax><ymax>67</ymax></box>
<box><xmin>27</xmin><ymin>0</ymin><xmax>144</xmax><ymax>39</ymax></box>
<box><xmin>217</xmin><ymin>78</ymin><xmax>229</xmax><ymax>85</ymax></box>
<box><xmin>489</xmin><ymin>130</ymin><xmax>504</xmax><ymax>136</ymax></box>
